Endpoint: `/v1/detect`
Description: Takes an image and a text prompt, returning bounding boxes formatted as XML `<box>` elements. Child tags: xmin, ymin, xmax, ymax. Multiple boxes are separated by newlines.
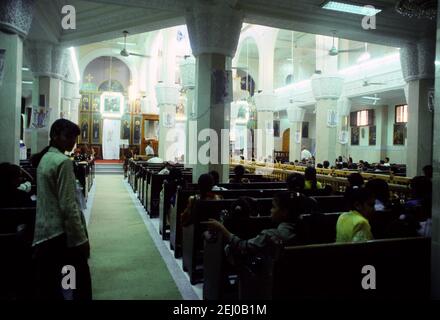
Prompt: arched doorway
<box><xmin>282</xmin><ymin>128</ymin><xmax>290</xmax><ymax>152</ymax></box>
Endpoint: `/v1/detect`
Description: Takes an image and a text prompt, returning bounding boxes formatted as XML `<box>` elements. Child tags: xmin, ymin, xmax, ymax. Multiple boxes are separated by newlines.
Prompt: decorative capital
<box><xmin>155</xmin><ymin>83</ymin><xmax>180</xmax><ymax>106</ymax></box>
<box><xmin>185</xmin><ymin>0</ymin><xmax>243</xmax><ymax>57</ymax></box>
<box><xmin>26</xmin><ymin>42</ymin><xmax>69</xmax><ymax>79</ymax></box>
<box><xmin>287</xmin><ymin>106</ymin><xmax>305</xmax><ymax>123</ymax></box>
<box><xmin>255</xmin><ymin>92</ymin><xmax>277</xmax><ymax>112</ymax></box>
<box><xmin>311</xmin><ymin>73</ymin><xmax>344</xmax><ymax>100</ymax></box>
<box><xmin>0</xmin><ymin>0</ymin><xmax>35</xmax><ymax>37</ymax></box>
<box><xmin>179</xmin><ymin>55</ymin><xmax>196</xmax><ymax>89</ymax></box>
<box><xmin>400</xmin><ymin>38</ymin><xmax>435</xmax><ymax>82</ymax></box>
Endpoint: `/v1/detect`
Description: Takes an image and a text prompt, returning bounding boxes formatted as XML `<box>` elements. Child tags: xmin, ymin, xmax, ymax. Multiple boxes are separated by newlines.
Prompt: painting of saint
<box><xmin>273</xmin><ymin>120</ymin><xmax>280</xmax><ymax>137</ymax></box>
<box><xmin>176</xmin><ymin>102</ymin><xmax>184</xmax><ymax>118</ymax></box>
<box><xmin>327</xmin><ymin>109</ymin><xmax>337</xmax><ymax>127</ymax></box>
<box><xmin>133</xmin><ymin>119</ymin><xmax>141</xmax><ymax>144</ymax></box>
<box><xmin>81</xmin><ymin>120</ymin><xmax>89</xmax><ymax>142</ymax></box>
<box><xmin>82</xmin><ymin>95</ymin><xmax>89</xmax><ymax>111</ymax></box>
<box><xmin>92</xmin><ymin>95</ymin><xmax>100</xmax><ymax>112</ymax></box>
<box><xmin>122</xmin><ymin>120</ymin><xmax>130</xmax><ymax>140</ymax></box>
<box><xmin>302</xmin><ymin>122</ymin><xmax>309</xmax><ymax>138</ymax></box>
<box><xmin>393</xmin><ymin>124</ymin><xmax>405</xmax><ymax>145</ymax></box>
<box><xmin>351</xmin><ymin>127</ymin><xmax>359</xmax><ymax>146</ymax></box>
<box><xmin>92</xmin><ymin>113</ymin><xmax>101</xmax><ymax>144</ymax></box>
<box><xmin>103</xmin><ymin>94</ymin><xmax>121</xmax><ymax>114</ymax></box>
<box><xmin>369</xmin><ymin>126</ymin><xmax>376</xmax><ymax>146</ymax></box>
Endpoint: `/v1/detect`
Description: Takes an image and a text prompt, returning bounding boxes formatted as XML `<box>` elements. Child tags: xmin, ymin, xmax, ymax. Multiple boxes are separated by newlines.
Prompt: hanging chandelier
<box><xmin>395</xmin><ymin>0</ymin><xmax>437</xmax><ymax>20</ymax></box>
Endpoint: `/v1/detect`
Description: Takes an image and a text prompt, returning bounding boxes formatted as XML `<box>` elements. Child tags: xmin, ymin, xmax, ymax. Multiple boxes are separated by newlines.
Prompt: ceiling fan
<box><xmin>289</xmin><ymin>97</ymin><xmax>307</xmax><ymax>104</ymax></box>
<box><xmin>362</xmin><ymin>79</ymin><xmax>386</xmax><ymax>87</ymax></box>
<box><xmin>362</xmin><ymin>93</ymin><xmax>381</xmax><ymax>105</ymax></box>
<box><xmin>120</xmin><ymin>31</ymin><xmax>150</xmax><ymax>58</ymax></box>
<box><xmin>328</xmin><ymin>31</ymin><xmax>364</xmax><ymax>56</ymax></box>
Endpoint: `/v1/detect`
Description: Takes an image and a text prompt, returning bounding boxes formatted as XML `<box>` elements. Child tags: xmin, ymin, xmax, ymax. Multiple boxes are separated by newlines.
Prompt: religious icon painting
<box><xmin>295</xmin><ymin>130</ymin><xmax>301</xmax><ymax>144</ymax></box>
<box><xmin>273</xmin><ymin>120</ymin><xmax>280</xmax><ymax>137</ymax></box>
<box><xmin>102</xmin><ymin>92</ymin><xmax>123</xmax><ymax>117</ymax></box>
<box><xmin>0</xmin><ymin>49</ymin><xmax>5</xmax><ymax>86</ymax></box>
<box><xmin>92</xmin><ymin>113</ymin><xmax>101</xmax><ymax>144</ymax></box>
<box><xmin>339</xmin><ymin>130</ymin><xmax>349</xmax><ymax>144</ymax></box>
<box><xmin>351</xmin><ymin>127</ymin><xmax>359</xmax><ymax>146</ymax></box>
<box><xmin>393</xmin><ymin>124</ymin><xmax>405</xmax><ymax>145</ymax></box>
<box><xmin>121</xmin><ymin>114</ymin><xmax>131</xmax><ymax>142</ymax></box>
<box><xmin>92</xmin><ymin>95</ymin><xmax>101</xmax><ymax>112</ymax></box>
<box><xmin>327</xmin><ymin>109</ymin><xmax>338</xmax><ymax>127</ymax></box>
<box><xmin>163</xmin><ymin>111</ymin><xmax>175</xmax><ymax>128</ymax></box>
<box><xmin>79</xmin><ymin>113</ymin><xmax>90</xmax><ymax>144</ymax></box>
<box><xmin>369</xmin><ymin>126</ymin><xmax>376</xmax><ymax>146</ymax></box>
<box><xmin>133</xmin><ymin>115</ymin><xmax>142</xmax><ymax>145</ymax></box>
<box><xmin>81</xmin><ymin>95</ymin><xmax>90</xmax><ymax>111</ymax></box>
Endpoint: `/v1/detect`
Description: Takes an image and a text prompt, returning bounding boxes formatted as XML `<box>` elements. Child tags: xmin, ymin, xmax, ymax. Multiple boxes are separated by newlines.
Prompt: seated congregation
<box><xmin>128</xmin><ymin>160</ymin><xmax>432</xmax><ymax>300</ymax></box>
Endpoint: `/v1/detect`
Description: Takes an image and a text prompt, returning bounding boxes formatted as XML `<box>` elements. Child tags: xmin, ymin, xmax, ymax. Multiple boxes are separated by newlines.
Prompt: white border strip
<box><xmin>123</xmin><ymin>178</ymin><xmax>202</xmax><ymax>300</ymax></box>
<box><xmin>84</xmin><ymin>179</ymin><xmax>97</xmax><ymax>226</ymax></box>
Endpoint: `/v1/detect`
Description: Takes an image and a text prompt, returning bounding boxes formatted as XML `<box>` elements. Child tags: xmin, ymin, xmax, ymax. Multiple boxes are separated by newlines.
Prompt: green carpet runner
<box><xmin>87</xmin><ymin>175</ymin><xmax>182</xmax><ymax>300</ymax></box>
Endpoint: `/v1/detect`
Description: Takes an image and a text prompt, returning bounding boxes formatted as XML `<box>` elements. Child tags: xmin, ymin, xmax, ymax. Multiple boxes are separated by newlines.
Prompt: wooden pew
<box><xmin>0</xmin><ymin>207</ymin><xmax>36</xmax><ymax>300</ymax></box>
<box><xmin>311</xmin><ymin>195</ymin><xmax>348</xmax><ymax>213</ymax></box>
<box><xmin>238</xmin><ymin>237</ymin><xmax>430</xmax><ymax>300</ymax></box>
<box><xmin>182</xmin><ymin>198</ymin><xmax>274</xmax><ymax>285</ymax></box>
<box><xmin>145</xmin><ymin>168</ymin><xmax>190</xmax><ymax>217</ymax></box>
<box><xmin>169</xmin><ymin>188</ymin><xmax>286</xmax><ymax>258</ymax></box>
<box><xmin>203</xmin><ymin>216</ymin><xmax>275</xmax><ymax>300</ymax></box>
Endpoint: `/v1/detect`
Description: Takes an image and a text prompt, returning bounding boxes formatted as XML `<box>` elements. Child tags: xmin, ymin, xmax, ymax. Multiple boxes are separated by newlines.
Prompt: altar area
<box><xmin>76</xmin><ymin>56</ymin><xmax>160</xmax><ymax>160</ymax></box>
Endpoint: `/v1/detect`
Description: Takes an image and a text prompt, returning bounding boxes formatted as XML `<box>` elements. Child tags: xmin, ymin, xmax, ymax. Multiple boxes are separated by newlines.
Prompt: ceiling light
<box><xmin>22</xmin><ymin>81</ymin><xmax>33</xmax><ymax>85</ymax></box>
<box><xmin>22</xmin><ymin>67</ymin><xmax>30</xmax><ymax>71</ymax></box>
<box><xmin>117</xmin><ymin>42</ymin><xmax>136</xmax><ymax>46</ymax></box>
<box><xmin>362</xmin><ymin>96</ymin><xmax>380</xmax><ymax>100</ymax></box>
<box><xmin>322</xmin><ymin>1</ymin><xmax>382</xmax><ymax>16</ymax></box>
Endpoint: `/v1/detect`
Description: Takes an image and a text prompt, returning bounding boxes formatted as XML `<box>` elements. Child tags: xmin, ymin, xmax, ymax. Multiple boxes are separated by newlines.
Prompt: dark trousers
<box><xmin>33</xmin><ymin>234</ymin><xmax>92</xmax><ymax>300</ymax></box>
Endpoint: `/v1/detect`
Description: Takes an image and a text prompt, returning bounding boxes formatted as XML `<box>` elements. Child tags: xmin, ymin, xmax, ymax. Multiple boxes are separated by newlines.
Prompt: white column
<box><xmin>0</xmin><ymin>32</ymin><xmax>23</xmax><ymax>164</ymax></box>
<box><xmin>400</xmin><ymin>38</ymin><xmax>435</xmax><ymax>177</ymax></box>
<box><xmin>186</xmin><ymin>0</ymin><xmax>243</xmax><ymax>183</ymax></box>
<box><xmin>311</xmin><ymin>73</ymin><xmax>344</xmax><ymax>165</ymax></box>
<box><xmin>0</xmin><ymin>0</ymin><xmax>34</xmax><ymax>164</ymax></box>
<box><xmin>287</xmin><ymin>106</ymin><xmax>305</xmax><ymax>162</ymax></box>
<box><xmin>336</xmin><ymin>97</ymin><xmax>351</xmax><ymax>160</ymax></box>
<box><xmin>26</xmin><ymin>42</ymin><xmax>69</xmax><ymax>152</ymax></box>
<box><xmin>255</xmin><ymin>92</ymin><xmax>276</xmax><ymax>162</ymax></box>
<box><xmin>156</xmin><ymin>83</ymin><xmax>179</xmax><ymax>161</ymax></box>
<box><xmin>179</xmin><ymin>55</ymin><xmax>196</xmax><ymax>167</ymax></box>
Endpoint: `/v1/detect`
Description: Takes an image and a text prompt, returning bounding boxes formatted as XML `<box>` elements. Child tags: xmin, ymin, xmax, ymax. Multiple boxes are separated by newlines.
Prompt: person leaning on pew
<box><xmin>336</xmin><ymin>187</ymin><xmax>374</xmax><ymax>243</ymax></box>
<box><xmin>0</xmin><ymin>163</ymin><xmax>34</xmax><ymax>208</ymax></box>
<box><xmin>181</xmin><ymin>174</ymin><xmax>223</xmax><ymax>226</ymax></box>
<box><xmin>203</xmin><ymin>192</ymin><xmax>307</xmax><ymax>259</ymax></box>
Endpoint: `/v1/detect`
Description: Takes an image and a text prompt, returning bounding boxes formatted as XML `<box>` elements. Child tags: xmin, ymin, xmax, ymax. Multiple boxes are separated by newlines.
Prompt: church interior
<box><xmin>1</xmin><ymin>0</ymin><xmax>440</xmax><ymax>301</ymax></box>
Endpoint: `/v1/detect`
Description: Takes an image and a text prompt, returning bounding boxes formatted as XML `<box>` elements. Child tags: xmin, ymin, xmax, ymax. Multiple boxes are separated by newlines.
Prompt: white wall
<box><xmin>346</xmin><ymin>96</ymin><xmax>407</xmax><ymax>164</ymax></box>
<box><xmin>385</xmin><ymin>97</ymin><xmax>407</xmax><ymax>164</ymax></box>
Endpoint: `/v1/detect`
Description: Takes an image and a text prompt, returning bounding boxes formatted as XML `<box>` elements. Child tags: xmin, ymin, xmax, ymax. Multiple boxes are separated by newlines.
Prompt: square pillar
<box><xmin>0</xmin><ymin>32</ymin><xmax>23</xmax><ymax>164</ymax></box>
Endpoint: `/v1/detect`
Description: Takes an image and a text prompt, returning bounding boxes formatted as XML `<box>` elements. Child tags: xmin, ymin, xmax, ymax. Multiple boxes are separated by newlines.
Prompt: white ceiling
<box><xmin>26</xmin><ymin>0</ymin><xmax>435</xmax><ymax>48</ymax></box>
